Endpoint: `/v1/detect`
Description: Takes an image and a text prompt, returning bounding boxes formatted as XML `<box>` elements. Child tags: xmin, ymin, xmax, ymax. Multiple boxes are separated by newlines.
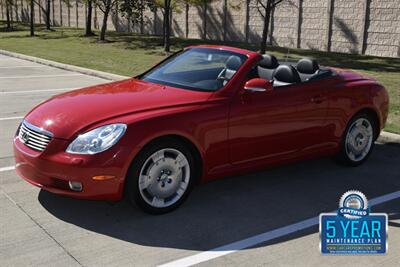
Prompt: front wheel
<box><xmin>125</xmin><ymin>139</ymin><xmax>195</xmax><ymax>214</ymax></box>
<box><xmin>336</xmin><ymin>113</ymin><xmax>376</xmax><ymax>166</ymax></box>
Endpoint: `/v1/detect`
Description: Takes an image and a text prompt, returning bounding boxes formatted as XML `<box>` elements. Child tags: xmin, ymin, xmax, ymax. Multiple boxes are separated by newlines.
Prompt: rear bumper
<box><xmin>13</xmin><ymin>136</ymin><xmax>129</xmax><ymax>201</ymax></box>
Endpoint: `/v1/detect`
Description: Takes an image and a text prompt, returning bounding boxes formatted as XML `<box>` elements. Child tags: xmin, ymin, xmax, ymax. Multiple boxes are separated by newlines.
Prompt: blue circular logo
<box><xmin>338</xmin><ymin>190</ymin><xmax>369</xmax><ymax>219</ymax></box>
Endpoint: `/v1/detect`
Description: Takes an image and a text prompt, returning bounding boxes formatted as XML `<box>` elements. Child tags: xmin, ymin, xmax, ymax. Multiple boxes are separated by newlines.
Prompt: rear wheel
<box><xmin>336</xmin><ymin>113</ymin><xmax>376</xmax><ymax>166</ymax></box>
<box><xmin>126</xmin><ymin>139</ymin><xmax>195</xmax><ymax>214</ymax></box>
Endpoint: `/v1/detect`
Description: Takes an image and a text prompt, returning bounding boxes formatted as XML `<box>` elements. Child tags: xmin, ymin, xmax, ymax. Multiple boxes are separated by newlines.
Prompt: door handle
<box><xmin>311</xmin><ymin>95</ymin><xmax>326</xmax><ymax>104</ymax></box>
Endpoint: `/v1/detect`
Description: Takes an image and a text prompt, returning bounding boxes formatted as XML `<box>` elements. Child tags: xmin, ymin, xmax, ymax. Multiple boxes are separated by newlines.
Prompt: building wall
<box><xmin>271</xmin><ymin>0</ymin><xmax>298</xmax><ymax>48</ymax></box>
<box><xmin>365</xmin><ymin>0</ymin><xmax>400</xmax><ymax>57</ymax></box>
<box><xmin>1</xmin><ymin>0</ymin><xmax>399</xmax><ymax>58</ymax></box>
<box><xmin>300</xmin><ymin>0</ymin><xmax>329</xmax><ymax>51</ymax></box>
<box><xmin>225</xmin><ymin>0</ymin><xmax>246</xmax><ymax>42</ymax></box>
<box><xmin>330</xmin><ymin>0</ymin><xmax>364</xmax><ymax>54</ymax></box>
<box><xmin>171</xmin><ymin>3</ymin><xmax>186</xmax><ymax>38</ymax></box>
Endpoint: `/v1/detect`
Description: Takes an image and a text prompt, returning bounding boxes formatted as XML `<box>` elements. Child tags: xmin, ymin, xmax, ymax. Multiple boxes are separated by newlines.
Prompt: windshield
<box><xmin>141</xmin><ymin>48</ymin><xmax>247</xmax><ymax>91</ymax></box>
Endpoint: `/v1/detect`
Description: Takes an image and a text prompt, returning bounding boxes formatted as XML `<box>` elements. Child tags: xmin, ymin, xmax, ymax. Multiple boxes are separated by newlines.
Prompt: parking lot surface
<box><xmin>0</xmin><ymin>54</ymin><xmax>399</xmax><ymax>267</ymax></box>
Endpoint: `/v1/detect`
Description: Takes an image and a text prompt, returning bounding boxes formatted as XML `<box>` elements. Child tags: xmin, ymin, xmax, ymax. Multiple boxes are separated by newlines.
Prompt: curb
<box><xmin>0</xmin><ymin>49</ymin><xmax>130</xmax><ymax>81</ymax></box>
<box><xmin>378</xmin><ymin>131</ymin><xmax>400</xmax><ymax>143</ymax></box>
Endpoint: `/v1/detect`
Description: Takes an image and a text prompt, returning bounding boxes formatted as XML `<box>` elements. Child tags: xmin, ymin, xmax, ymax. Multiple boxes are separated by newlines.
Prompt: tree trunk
<box><xmin>100</xmin><ymin>1</ymin><xmax>111</xmax><ymax>41</ymax></box>
<box><xmin>162</xmin><ymin>9</ymin><xmax>165</xmax><ymax>46</ymax></box>
<box><xmin>185</xmin><ymin>3</ymin><xmax>189</xmax><ymax>39</ymax></box>
<box><xmin>85</xmin><ymin>0</ymin><xmax>94</xmax><ymax>36</ymax></box>
<box><xmin>5</xmin><ymin>0</ymin><xmax>11</xmax><ymax>30</ymax></box>
<box><xmin>30</xmin><ymin>0</ymin><xmax>34</xmax><ymax>36</ymax></box>
<box><xmin>245</xmin><ymin>0</ymin><xmax>250</xmax><ymax>42</ymax></box>
<box><xmin>202</xmin><ymin>1</ymin><xmax>207</xmax><ymax>39</ymax></box>
<box><xmin>140</xmin><ymin>0</ymin><xmax>144</xmax><ymax>34</ymax></box>
<box><xmin>45</xmin><ymin>0</ymin><xmax>51</xmax><ymax>30</ymax></box>
<box><xmin>260</xmin><ymin>0</ymin><xmax>272</xmax><ymax>54</ymax></box>
<box><xmin>223</xmin><ymin>0</ymin><xmax>227</xmax><ymax>41</ymax></box>
<box><xmin>164</xmin><ymin>0</ymin><xmax>170</xmax><ymax>52</ymax></box>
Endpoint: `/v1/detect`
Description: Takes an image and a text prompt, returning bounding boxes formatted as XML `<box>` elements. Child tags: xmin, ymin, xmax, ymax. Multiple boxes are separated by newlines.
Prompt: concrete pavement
<box><xmin>0</xmin><ymin>53</ymin><xmax>399</xmax><ymax>267</ymax></box>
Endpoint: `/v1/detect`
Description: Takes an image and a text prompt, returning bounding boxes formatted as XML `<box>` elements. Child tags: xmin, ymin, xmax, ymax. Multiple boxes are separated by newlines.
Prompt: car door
<box><xmin>228</xmin><ymin>79</ymin><xmax>328</xmax><ymax>165</ymax></box>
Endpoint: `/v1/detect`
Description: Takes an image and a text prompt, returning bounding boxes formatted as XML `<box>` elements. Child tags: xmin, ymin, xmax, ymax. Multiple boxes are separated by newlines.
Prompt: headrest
<box><xmin>273</xmin><ymin>65</ymin><xmax>301</xmax><ymax>84</ymax></box>
<box><xmin>226</xmin><ymin>55</ymin><xmax>242</xmax><ymax>70</ymax></box>
<box><xmin>297</xmin><ymin>58</ymin><xmax>319</xmax><ymax>74</ymax></box>
<box><xmin>259</xmin><ymin>54</ymin><xmax>279</xmax><ymax>69</ymax></box>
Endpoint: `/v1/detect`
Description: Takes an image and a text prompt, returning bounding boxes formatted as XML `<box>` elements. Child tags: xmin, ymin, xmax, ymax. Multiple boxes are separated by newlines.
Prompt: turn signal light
<box><xmin>92</xmin><ymin>175</ymin><xmax>116</xmax><ymax>181</ymax></box>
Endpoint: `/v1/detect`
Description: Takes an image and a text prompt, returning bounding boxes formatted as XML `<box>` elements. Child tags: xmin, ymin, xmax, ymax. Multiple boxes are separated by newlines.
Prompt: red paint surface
<box><xmin>13</xmin><ymin>45</ymin><xmax>389</xmax><ymax>201</ymax></box>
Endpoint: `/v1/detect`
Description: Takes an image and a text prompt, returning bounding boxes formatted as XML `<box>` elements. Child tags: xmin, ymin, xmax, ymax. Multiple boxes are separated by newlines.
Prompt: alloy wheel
<box><xmin>138</xmin><ymin>148</ymin><xmax>191</xmax><ymax>208</ymax></box>
<box><xmin>345</xmin><ymin>118</ymin><xmax>373</xmax><ymax>162</ymax></box>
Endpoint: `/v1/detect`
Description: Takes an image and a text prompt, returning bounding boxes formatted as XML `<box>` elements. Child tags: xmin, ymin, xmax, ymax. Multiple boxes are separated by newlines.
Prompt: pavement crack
<box><xmin>0</xmin><ymin>188</ymin><xmax>84</xmax><ymax>267</ymax></box>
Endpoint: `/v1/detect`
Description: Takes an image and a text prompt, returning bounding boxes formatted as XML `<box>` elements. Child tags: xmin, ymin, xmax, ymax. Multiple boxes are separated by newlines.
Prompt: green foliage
<box><xmin>119</xmin><ymin>0</ymin><xmax>152</xmax><ymax>23</ymax></box>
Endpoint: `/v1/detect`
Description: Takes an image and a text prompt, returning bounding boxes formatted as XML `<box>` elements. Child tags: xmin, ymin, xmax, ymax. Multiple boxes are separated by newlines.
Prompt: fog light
<box><xmin>68</xmin><ymin>181</ymin><xmax>82</xmax><ymax>192</ymax></box>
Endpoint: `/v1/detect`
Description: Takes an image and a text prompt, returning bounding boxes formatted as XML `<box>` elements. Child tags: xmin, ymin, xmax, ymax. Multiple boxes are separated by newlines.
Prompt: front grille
<box><xmin>18</xmin><ymin>121</ymin><xmax>53</xmax><ymax>151</ymax></box>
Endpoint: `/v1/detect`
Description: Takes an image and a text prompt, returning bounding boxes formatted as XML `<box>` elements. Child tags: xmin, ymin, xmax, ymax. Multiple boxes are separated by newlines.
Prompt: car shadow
<box><xmin>38</xmin><ymin>142</ymin><xmax>400</xmax><ymax>251</ymax></box>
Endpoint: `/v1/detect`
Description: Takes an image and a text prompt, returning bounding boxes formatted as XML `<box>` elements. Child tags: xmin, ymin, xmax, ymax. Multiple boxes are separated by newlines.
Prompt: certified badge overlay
<box><xmin>320</xmin><ymin>190</ymin><xmax>388</xmax><ymax>254</ymax></box>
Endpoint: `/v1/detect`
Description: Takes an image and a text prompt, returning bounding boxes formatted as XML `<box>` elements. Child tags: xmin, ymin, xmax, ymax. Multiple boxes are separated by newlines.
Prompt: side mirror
<box><xmin>244</xmin><ymin>78</ymin><xmax>273</xmax><ymax>93</ymax></box>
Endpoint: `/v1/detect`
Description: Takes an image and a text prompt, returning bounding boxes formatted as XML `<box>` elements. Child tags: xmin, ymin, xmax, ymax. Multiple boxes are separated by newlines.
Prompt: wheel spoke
<box><xmin>347</xmin><ymin>133</ymin><xmax>355</xmax><ymax>148</ymax></box>
<box><xmin>176</xmin><ymin>154</ymin><xmax>188</xmax><ymax>168</ymax></box>
<box><xmin>348</xmin><ymin>150</ymin><xmax>356</xmax><ymax>161</ymax></box>
<box><xmin>151</xmin><ymin>150</ymin><xmax>164</xmax><ymax>163</ymax></box>
<box><xmin>365</xmin><ymin>126</ymin><xmax>372</xmax><ymax>137</ymax></box>
<box><xmin>355</xmin><ymin>120</ymin><xmax>363</xmax><ymax>128</ymax></box>
<box><xmin>139</xmin><ymin>175</ymin><xmax>151</xmax><ymax>189</ymax></box>
<box><xmin>152</xmin><ymin>197</ymin><xmax>165</xmax><ymax>207</ymax></box>
<box><xmin>176</xmin><ymin>183</ymin><xmax>187</xmax><ymax>197</ymax></box>
<box><xmin>348</xmin><ymin>131</ymin><xmax>356</xmax><ymax>140</ymax></box>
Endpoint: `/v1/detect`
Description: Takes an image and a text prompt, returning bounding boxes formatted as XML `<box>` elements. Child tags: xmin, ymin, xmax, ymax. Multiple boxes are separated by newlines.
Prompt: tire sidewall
<box><xmin>125</xmin><ymin>139</ymin><xmax>196</xmax><ymax>214</ymax></box>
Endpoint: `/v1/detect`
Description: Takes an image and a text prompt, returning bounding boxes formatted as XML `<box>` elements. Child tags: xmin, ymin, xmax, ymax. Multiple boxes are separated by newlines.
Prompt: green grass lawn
<box><xmin>1</xmin><ymin>22</ymin><xmax>399</xmax><ymax>133</ymax></box>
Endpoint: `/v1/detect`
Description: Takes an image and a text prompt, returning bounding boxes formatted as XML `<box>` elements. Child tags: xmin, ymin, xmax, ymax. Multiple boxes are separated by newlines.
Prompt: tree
<box><xmin>119</xmin><ymin>0</ymin><xmax>150</xmax><ymax>34</ymax></box>
<box><xmin>163</xmin><ymin>0</ymin><xmax>171</xmax><ymax>52</ymax></box>
<box><xmin>32</xmin><ymin>0</ymin><xmax>52</xmax><ymax>30</ymax></box>
<box><xmin>98</xmin><ymin>0</ymin><xmax>118</xmax><ymax>41</ymax></box>
<box><xmin>128</xmin><ymin>0</ymin><xmax>173</xmax><ymax>52</ymax></box>
<box><xmin>157</xmin><ymin>0</ymin><xmax>206</xmax><ymax>52</ymax></box>
<box><xmin>30</xmin><ymin>0</ymin><xmax>34</xmax><ymax>36</ymax></box>
<box><xmin>185</xmin><ymin>0</ymin><xmax>212</xmax><ymax>40</ymax></box>
<box><xmin>4</xmin><ymin>0</ymin><xmax>12</xmax><ymax>31</ymax></box>
<box><xmin>258</xmin><ymin>0</ymin><xmax>285</xmax><ymax>54</ymax></box>
<box><xmin>145</xmin><ymin>0</ymin><xmax>173</xmax><ymax>52</ymax></box>
<box><xmin>120</xmin><ymin>0</ymin><xmax>187</xmax><ymax>52</ymax></box>
<box><xmin>85</xmin><ymin>0</ymin><xmax>95</xmax><ymax>36</ymax></box>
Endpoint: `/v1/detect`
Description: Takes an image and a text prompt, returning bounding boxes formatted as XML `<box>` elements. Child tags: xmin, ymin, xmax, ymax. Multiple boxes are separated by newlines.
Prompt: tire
<box><xmin>336</xmin><ymin>112</ymin><xmax>376</xmax><ymax>166</ymax></box>
<box><xmin>125</xmin><ymin>139</ymin><xmax>196</xmax><ymax>214</ymax></box>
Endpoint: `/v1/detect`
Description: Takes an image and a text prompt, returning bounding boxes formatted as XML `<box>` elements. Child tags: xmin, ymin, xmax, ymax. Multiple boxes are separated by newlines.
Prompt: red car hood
<box><xmin>25</xmin><ymin>79</ymin><xmax>211</xmax><ymax>139</ymax></box>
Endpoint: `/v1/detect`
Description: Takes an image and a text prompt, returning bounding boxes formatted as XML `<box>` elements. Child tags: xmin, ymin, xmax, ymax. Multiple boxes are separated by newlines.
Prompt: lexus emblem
<box><xmin>21</xmin><ymin>132</ymin><xmax>29</xmax><ymax>143</ymax></box>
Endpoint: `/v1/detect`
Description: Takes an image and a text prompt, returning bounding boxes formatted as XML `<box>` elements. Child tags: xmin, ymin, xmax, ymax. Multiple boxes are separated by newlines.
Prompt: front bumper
<box><xmin>13</xmin><ymin>136</ymin><xmax>129</xmax><ymax>201</ymax></box>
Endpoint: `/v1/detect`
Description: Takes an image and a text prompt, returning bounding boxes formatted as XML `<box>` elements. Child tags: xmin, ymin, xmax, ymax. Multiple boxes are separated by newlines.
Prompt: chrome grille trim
<box><xmin>18</xmin><ymin>120</ymin><xmax>53</xmax><ymax>151</ymax></box>
<box><xmin>20</xmin><ymin>125</ymin><xmax>51</xmax><ymax>141</ymax></box>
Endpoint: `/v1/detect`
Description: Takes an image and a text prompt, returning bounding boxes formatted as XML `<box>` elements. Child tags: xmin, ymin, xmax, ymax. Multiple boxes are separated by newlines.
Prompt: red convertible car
<box><xmin>14</xmin><ymin>45</ymin><xmax>389</xmax><ymax>213</ymax></box>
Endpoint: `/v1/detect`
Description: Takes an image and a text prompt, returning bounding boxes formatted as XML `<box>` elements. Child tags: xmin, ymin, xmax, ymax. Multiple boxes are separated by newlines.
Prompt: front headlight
<box><xmin>66</xmin><ymin>124</ymin><xmax>127</xmax><ymax>154</ymax></box>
